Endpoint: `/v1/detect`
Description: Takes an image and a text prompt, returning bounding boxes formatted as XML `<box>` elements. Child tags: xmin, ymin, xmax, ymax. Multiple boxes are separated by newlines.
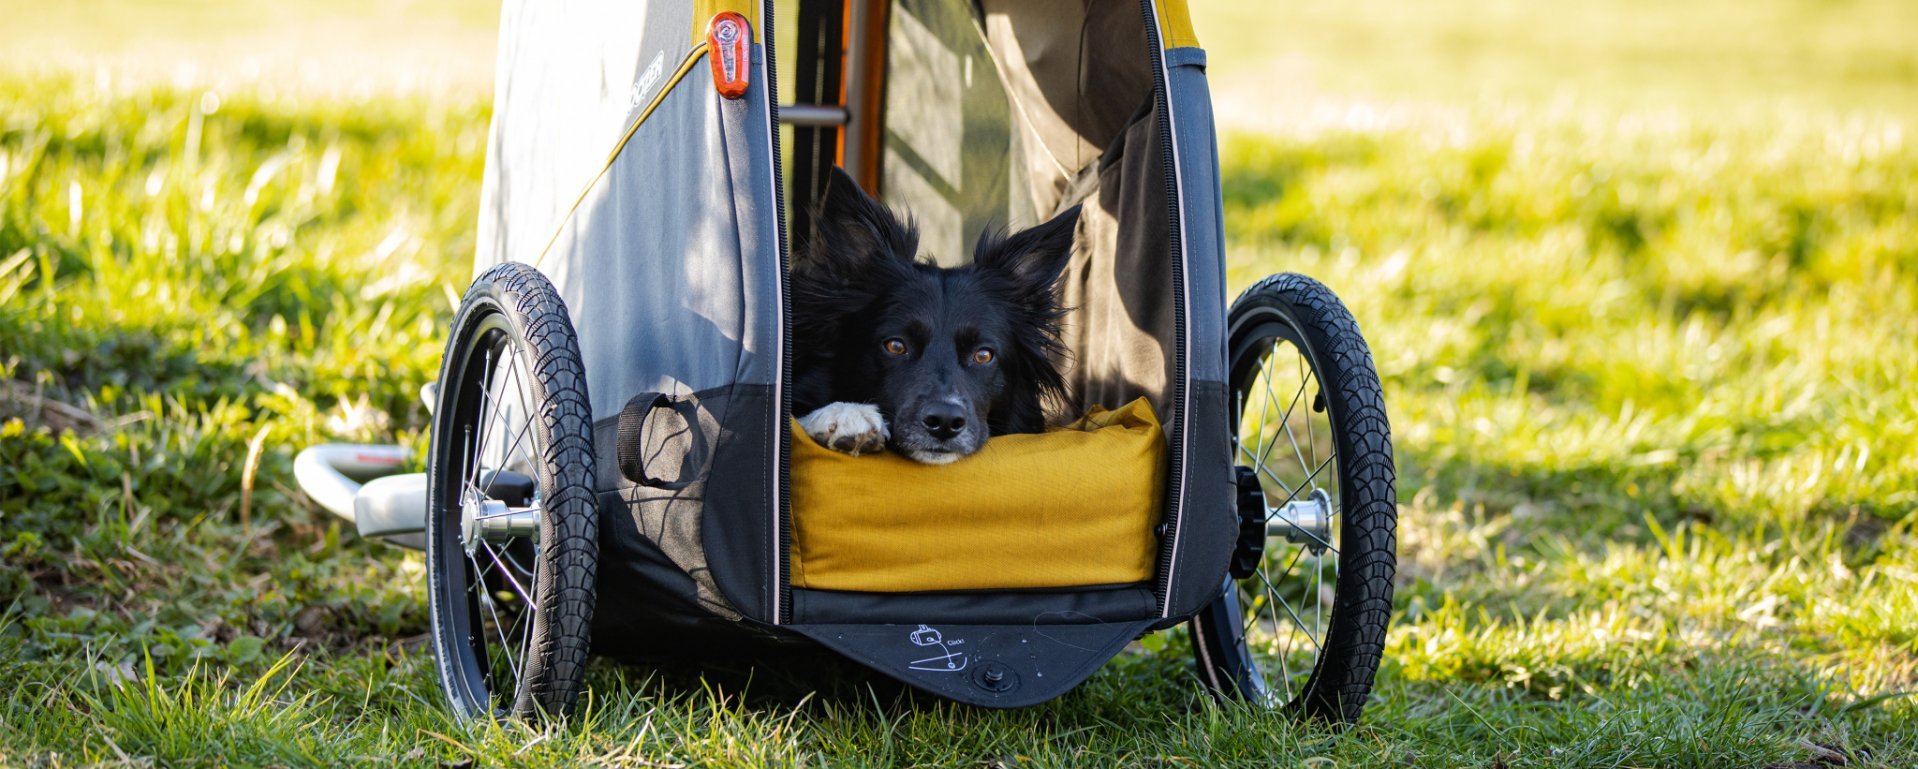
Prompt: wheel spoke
<box><xmin>1256</xmin><ymin>566</ymin><xmax>1320</xmax><ymax>651</ymax></box>
<box><xmin>481</xmin><ymin>415</ymin><xmax>535</xmax><ymax>500</ymax></box>
<box><xmin>459</xmin><ymin>424</ymin><xmax>475</xmax><ymax>513</ymax></box>
<box><xmin>1277</xmin><ymin>356</ymin><xmax>1315</xmax><ymax>493</ymax></box>
<box><xmin>1233</xmin><ymin>389</ymin><xmax>1246</xmax><ymax>460</ymax></box>
<box><xmin>485</xmin><ymin>347</ymin><xmax>523</xmax><ymax>485</ymax></box>
<box><xmin>505</xmin><ymin>555</ymin><xmax>535</xmax><ymax>646</ymax></box>
<box><xmin>479</xmin><ymin>540</ymin><xmax>537</xmax><ymax>610</ymax></box>
<box><xmin>470</xmin><ymin>545</ymin><xmax>498</xmax><ymax>582</ymax></box>
<box><xmin>1261</xmin><ymin>364</ymin><xmax>1311</xmax><ymax>496</ymax></box>
<box><xmin>1258</xmin><ymin>345</ymin><xmax>1288</xmax><ymax>469</ymax></box>
<box><xmin>1243</xmin><ymin>582</ymin><xmax>1266</xmax><ymax>636</ymax></box>
<box><xmin>1239</xmin><ymin>442</ymin><xmax>1301</xmax><ymax>500</ymax></box>
<box><xmin>1253</xmin><ymin>353</ymin><xmax>1274</xmax><ymax>469</ymax></box>
<box><xmin>1244</xmin><ymin>542</ymin><xmax>1308</xmax><ymax>638</ymax></box>
<box><xmin>1314</xmin><ymin>547</ymin><xmax>1324</xmax><ymax>640</ymax></box>
<box><xmin>1269</xmin><ymin>453</ymin><xmax>1339</xmax><ymax>518</ymax></box>
<box><xmin>470</xmin><ymin>348</ymin><xmax>496</xmax><ymax>491</ymax></box>
<box><xmin>1301</xmin><ymin>354</ymin><xmax>1319</xmax><ymax>486</ymax></box>
<box><xmin>1255</xmin><ymin>566</ymin><xmax>1300</xmax><ymax>700</ymax></box>
<box><xmin>469</xmin><ymin>552</ymin><xmax>520</xmax><ymax>685</ymax></box>
<box><xmin>476</xmin><ymin>383</ymin><xmax>511</xmax><ymax>485</ymax></box>
<box><xmin>506</xmin><ymin>343</ymin><xmax>532</xmax><ymax>455</ymax></box>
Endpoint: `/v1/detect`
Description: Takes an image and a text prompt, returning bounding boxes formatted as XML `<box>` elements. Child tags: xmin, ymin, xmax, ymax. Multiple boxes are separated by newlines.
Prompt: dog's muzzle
<box><xmin>891</xmin><ymin>399</ymin><xmax>986</xmax><ymax>464</ymax></box>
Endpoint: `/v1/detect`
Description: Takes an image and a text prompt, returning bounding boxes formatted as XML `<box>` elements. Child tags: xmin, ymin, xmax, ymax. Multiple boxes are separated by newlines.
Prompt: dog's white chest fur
<box><xmin>799</xmin><ymin>402</ymin><xmax>889</xmax><ymax>456</ymax></box>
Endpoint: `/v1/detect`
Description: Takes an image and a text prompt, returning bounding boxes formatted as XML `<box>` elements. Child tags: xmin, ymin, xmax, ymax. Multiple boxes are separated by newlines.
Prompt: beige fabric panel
<box><xmin>977</xmin><ymin>0</ymin><xmax>1171</xmax><ymax>419</ymax></box>
<box><xmin>978</xmin><ymin>0</ymin><xmax>1155</xmax><ymax>216</ymax></box>
<box><xmin>1058</xmin><ymin>106</ymin><xmax>1174</xmax><ymax>419</ymax></box>
<box><xmin>876</xmin><ymin>0</ymin><xmax>1173</xmax><ymax>419</ymax></box>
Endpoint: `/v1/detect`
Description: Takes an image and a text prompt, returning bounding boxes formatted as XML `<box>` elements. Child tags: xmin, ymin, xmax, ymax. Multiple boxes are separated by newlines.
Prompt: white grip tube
<box><xmin>293</xmin><ymin>444</ymin><xmax>424</xmax><ymax>549</ymax></box>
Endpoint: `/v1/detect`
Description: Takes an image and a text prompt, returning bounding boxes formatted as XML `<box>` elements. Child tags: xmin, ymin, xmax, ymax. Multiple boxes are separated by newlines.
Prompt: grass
<box><xmin>4</xmin><ymin>0</ymin><xmax>1918</xmax><ymax>765</ymax></box>
<box><xmin>1192</xmin><ymin>0</ymin><xmax>1918</xmax><ymax>126</ymax></box>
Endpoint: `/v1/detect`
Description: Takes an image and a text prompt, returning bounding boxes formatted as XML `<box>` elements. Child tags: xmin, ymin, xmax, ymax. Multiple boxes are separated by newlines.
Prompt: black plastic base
<box><xmin>787</xmin><ymin>620</ymin><xmax>1153</xmax><ymax>708</ymax></box>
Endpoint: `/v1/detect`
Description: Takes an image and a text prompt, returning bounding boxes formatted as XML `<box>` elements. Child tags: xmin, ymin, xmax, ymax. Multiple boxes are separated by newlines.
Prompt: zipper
<box><xmin>764</xmin><ymin>0</ymin><xmax>795</xmax><ymax>625</ymax></box>
<box><xmin>1139</xmin><ymin>0</ymin><xmax>1191</xmax><ymax>617</ymax></box>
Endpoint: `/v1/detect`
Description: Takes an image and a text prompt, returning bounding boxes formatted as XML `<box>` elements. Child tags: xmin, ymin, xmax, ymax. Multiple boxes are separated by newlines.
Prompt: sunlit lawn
<box><xmin>2</xmin><ymin>0</ymin><xmax>1916</xmax><ymax>766</ymax></box>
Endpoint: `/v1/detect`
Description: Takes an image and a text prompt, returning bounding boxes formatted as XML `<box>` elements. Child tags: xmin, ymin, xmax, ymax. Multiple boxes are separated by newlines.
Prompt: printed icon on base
<box><xmin>907</xmin><ymin>624</ymin><xmax>967</xmax><ymax>672</ymax></box>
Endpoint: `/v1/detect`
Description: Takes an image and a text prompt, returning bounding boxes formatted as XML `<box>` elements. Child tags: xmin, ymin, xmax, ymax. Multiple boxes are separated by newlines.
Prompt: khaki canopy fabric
<box><xmin>878</xmin><ymin>0</ymin><xmax>1174</xmax><ymax>420</ymax></box>
<box><xmin>861</xmin><ymin>0</ymin><xmax>1236</xmax><ymax>622</ymax></box>
<box><xmin>978</xmin><ymin>0</ymin><xmax>1155</xmax><ymax>216</ymax></box>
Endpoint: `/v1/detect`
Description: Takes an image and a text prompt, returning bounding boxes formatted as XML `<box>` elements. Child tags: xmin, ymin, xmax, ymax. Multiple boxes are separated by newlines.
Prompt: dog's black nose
<box><xmin>921</xmin><ymin>404</ymin><xmax>967</xmax><ymax>441</ymax></box>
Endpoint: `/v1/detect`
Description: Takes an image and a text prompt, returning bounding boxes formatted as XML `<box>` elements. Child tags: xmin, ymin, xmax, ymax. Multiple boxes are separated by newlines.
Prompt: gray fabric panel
<box><xmin>700</xmin><ymin>382</ymin><xmax>778</xmax><ymax>623</ymax></box>
<box><xmin>595</xmin><ymin>387</ymin><xmax>742</xmax><ymax>621</ymax></box>
<box><xmin>477</xmin><ymin>0</ymin><xmax>699</xmax><ymax>271</ymax></box>
<box><xmin>1164</xmin><ymin>380</ymin><xmax>1236</xmax><ymax>618</ymax></box>
<box><xmin>1157</xmin><ymin>46</ymin><xmax>1236</xmax><ymax>617</ymax></box>
<box><xmin>547</xmin><ymin>45</ymin><xmax>784</xmax><ymax>625</ymax></box>
<box><xmin>543</xmin><ymin>78</ymin><xmax>750</xmax><ymax>420</ymax></box>
<box><xmin>1164</xmin><ymin>47</ymin><xmax>1227</xmax><ymax>386</ymax></box>
<box><xmin>701</xmin><ymin>42</ymin><xmax>784</xmax><ymax>624</ymax></box>
<box><xmin>592</xmin><ymin>487</ymin><xmax>810</xmax><ymax>659</ymax></box>
<box><xmin>721</xmin><ymin>45</ymin><xmax>786</xmax><ymax>392</ymax></box>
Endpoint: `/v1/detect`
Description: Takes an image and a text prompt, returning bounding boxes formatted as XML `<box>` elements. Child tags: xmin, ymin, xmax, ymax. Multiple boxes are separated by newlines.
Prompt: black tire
<box><xmin>1190</xmin><ymin>272</ymin><xmax>1396</xmax><ymax>723</ymax></box>
<box><xmin>426</xmin><ymin>262</ymin><xmax>598</xmax><ymax>721</ymax></box>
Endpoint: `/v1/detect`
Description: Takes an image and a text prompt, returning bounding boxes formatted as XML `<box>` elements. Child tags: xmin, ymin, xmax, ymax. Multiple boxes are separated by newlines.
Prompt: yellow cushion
<box><xmin>789</xmin><ymin>398</ymin><xmax>1164</xmax><ymax>592</ymax></box>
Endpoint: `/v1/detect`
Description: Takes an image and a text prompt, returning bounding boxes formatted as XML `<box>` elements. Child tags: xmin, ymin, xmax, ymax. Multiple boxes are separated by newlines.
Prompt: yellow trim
<box><xmin>532</xmin><ymin>45</ymin><xmax>709</xmax><ymax>269</ymax></box>
<box><xmin>1153</xmin><ymin>0</ymin><xmax>1201</xmax><ymax>49</ymax></box>
<box><xmin>693</xmin><ymin>0</ymin><xmax>762</xmax><ymax>44</ymax></box>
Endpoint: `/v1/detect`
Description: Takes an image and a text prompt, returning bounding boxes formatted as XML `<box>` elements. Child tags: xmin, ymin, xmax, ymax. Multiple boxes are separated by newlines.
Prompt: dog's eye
<box><xmin>883</xmin><ymin>338</ymin><xmax>909</xmax><ymax>356</ymax></box>
<box><xmin>971</xmin><ymin>348</ymin><xmax>995</xmax><ymax>365</ymax></box>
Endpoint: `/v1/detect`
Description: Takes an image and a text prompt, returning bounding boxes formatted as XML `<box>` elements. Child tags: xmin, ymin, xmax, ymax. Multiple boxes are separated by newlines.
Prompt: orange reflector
<box><xmin>707</xmin><ymin>12</ymin><xmax>750</xmax><ymax>99</ymax></box>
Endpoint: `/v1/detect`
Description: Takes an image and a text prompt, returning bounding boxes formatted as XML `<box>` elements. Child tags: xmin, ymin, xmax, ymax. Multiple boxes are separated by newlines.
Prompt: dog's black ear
<box><xmin>807</xmin><ymin>167</ymin><xmax>918</xmax><ymax>273</ymax></box>
<box><xmin>975</xmin><ymin>204</ymin><xmax>1081</xmax><ymax>294</ymax></box>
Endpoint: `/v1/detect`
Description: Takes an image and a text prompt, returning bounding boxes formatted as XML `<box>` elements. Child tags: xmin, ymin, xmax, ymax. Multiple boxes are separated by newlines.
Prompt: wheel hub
<box><xmin>1268</xmin><ymin>487</ymin><xmax>1333</xmax><ymax>552</ymax></box>
<box><xmin>460</xmin><ymin>489</ymin><xmax>540</xmax><ymax>555</ymax></box>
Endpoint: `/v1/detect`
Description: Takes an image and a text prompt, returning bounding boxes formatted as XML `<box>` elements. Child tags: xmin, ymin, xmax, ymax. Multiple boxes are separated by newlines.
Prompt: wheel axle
<box><xmin>1267</xmin><ymin>487</ymin><xmax>1333</xmax><ymax>553</ymax></box>
<box><xmin>461</xmin><ymin>494</ymin><xmax>540</xmax><ymax>554</ymax></box>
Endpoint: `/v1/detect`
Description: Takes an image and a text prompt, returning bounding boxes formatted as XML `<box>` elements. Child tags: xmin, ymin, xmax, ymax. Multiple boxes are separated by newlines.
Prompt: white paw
<box><xmin>799</xmin><ymin>402</ymin><xmax>890</xmax><ymax>456</ymax></box>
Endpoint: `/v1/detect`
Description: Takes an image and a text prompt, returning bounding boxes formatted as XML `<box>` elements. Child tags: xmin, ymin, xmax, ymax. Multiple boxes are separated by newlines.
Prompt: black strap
<box><xmin>616</xmin><ymin>392</ymin><xmax>705</xmax><ymax>490</ymax></box>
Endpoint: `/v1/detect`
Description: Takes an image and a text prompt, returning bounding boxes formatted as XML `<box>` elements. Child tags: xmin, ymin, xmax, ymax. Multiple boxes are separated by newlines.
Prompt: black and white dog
<box><xmin>792</xmin><ymin>168</ymin><xmax>1081</xmax><ymax>464</ymax></box>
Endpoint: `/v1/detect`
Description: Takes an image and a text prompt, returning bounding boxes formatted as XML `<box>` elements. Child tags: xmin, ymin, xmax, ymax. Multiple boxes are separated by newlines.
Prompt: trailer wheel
<box><xmin>1190</xmin><ymin>273</ymin><xmax>1397</xmax><ymax>723</ymax></box>
<box><xmin>426</xmin><ymin>262</ymin><xmax>598</xmax><ymax>721</ymax></box>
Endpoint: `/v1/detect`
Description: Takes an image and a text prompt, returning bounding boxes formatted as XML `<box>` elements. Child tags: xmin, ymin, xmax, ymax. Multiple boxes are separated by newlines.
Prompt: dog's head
<box><xmin>794</xmin><ymin>168</ymin><xmax>1080</xmax><ymax>464</ymax></box>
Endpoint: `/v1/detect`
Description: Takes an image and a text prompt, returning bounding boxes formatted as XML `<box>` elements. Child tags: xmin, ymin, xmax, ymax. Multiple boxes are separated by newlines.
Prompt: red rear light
<box><xmin>707</xmin><ymin>12</ymin><xmax>751</xmax><ymax>99</ymax></box>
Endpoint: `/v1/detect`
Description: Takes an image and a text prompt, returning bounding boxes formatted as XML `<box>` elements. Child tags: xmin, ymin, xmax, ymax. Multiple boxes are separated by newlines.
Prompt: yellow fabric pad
<box><xmin>789</xmin><ymin>398</ymin><xmax>1165</xmax><ymax>592</ymax></box>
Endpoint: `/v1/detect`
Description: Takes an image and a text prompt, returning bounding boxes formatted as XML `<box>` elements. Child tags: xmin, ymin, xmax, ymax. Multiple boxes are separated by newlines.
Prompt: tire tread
<box><xmin>1194</xmin><ymin>272</ymin><xmax>1397</xmax><ymax>724</ymax></box>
